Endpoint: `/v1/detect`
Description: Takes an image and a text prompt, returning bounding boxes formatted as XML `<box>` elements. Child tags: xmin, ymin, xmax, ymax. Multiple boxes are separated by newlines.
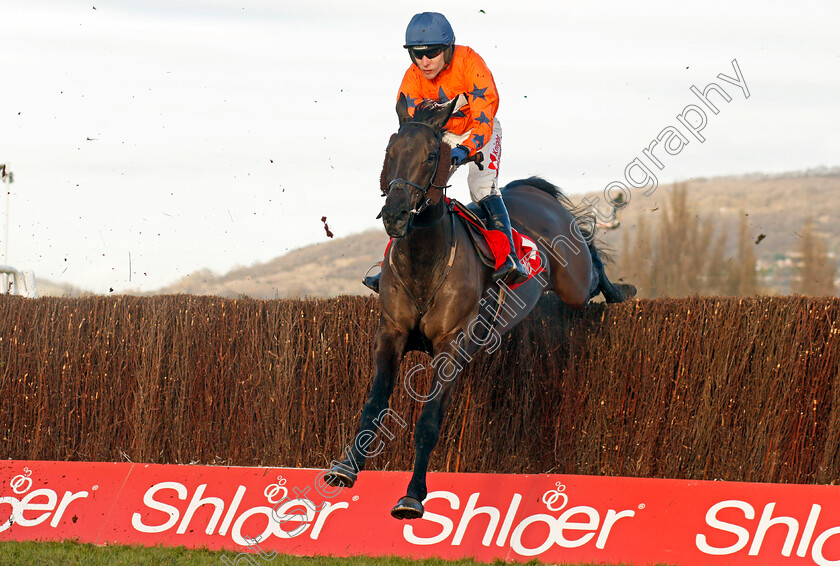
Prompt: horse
<box><xmin>323</xmin><ymin>94</ymin><xmax>632</xmax><ymax>519</ymax></box>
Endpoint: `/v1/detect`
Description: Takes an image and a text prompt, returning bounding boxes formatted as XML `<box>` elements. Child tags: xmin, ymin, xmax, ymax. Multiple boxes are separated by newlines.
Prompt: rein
<box><xmin>382</xmin><ymin>120</ymin><xmax>457</xmax><ymax>316</ymax></box>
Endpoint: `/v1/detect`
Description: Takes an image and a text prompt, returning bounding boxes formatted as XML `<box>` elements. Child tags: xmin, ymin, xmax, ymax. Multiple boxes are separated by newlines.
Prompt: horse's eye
<box><xmin>426</xmin><ymin>152</ymin><xmax>437</xmax><ymax>163</ymax></box>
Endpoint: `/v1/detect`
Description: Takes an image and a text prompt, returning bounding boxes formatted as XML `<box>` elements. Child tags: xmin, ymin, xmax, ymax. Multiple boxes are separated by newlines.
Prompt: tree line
<box><xmin>613</xmin><ymin>183</ymin><xmax>837</xmax><ymax>297</ymax></box>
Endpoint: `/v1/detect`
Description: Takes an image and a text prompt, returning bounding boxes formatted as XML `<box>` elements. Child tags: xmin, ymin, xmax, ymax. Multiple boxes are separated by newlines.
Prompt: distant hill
<box><xmin>151</xmin><ymin>229</ymin><xmax>390</xmax><ymax>298</ymax></box>
<box><xmin>60</xmin><ymin>168</ymin><xmax>833</xmax><ymax>299</ymax></box>
<box><xmin>35</xmin><ymin>278</ymin><xmax>89</xmax><ymax>298</ymax></box>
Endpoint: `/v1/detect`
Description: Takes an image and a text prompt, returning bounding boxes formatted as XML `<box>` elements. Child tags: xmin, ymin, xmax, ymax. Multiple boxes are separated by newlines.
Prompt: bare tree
<box><xmin>794</xmin><ymin>218</ymin><xmax>837</xmax><ymax>296</ymax></box>
<box><xmin>620</xmin><ymin>183</ymin><xmax>740</xmax><ymax>297</ymax></box>
<box><xmin>725</xmin><ymin>213</ymin><xmax>759</xmax><ymax>296</ymax></box>
<box><xmin>626</xmin><ymin>211</ymin><xmax>653</xmax><ymax>296</ymax></box>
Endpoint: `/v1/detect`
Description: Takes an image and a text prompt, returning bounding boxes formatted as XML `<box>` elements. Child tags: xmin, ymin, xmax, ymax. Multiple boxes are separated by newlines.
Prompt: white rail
<box><xmin>0</xmin><ymin>265</ymin><xmax>37</xmax><ymax>298</ymax></box>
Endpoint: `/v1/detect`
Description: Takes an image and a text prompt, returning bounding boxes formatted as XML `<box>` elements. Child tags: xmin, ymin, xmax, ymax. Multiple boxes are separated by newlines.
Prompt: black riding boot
<box><xmin>362</xmin><ymin>263</ymin><xmax>381</xmax><ymax>293</ymax></box>
<box><xmin>480</xmin><ymin>195</ymin><xmax>530</xmax><ymax>286</ymax></box>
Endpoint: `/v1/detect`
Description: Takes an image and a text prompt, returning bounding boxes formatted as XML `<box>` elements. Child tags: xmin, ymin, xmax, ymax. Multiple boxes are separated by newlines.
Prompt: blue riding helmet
<box><xmin>404</xmin><ymin>12</ymin><xmax>455</xmax><ymax>48</ymax></box>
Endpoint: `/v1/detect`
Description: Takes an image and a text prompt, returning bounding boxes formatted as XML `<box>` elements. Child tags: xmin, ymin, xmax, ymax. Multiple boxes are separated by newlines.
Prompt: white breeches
<box><xmin>443</xmin><ymin>117</ymin><xmax>502</xmax><ymax>203</ymax></box>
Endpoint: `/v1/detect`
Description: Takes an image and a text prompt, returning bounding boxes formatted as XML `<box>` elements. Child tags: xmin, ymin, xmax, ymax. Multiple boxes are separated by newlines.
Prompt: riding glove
<box><xmin>450</xmin><ymin>145</ymin><xmax>469</xmax><ymax>166</ymax></box>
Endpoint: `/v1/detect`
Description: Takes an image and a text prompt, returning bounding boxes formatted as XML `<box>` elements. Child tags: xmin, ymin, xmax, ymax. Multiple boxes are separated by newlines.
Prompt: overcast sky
<box><xmin>3</xmin><ymin>0</ymin><xmax>838</xmax><ymax>293</ymax></box>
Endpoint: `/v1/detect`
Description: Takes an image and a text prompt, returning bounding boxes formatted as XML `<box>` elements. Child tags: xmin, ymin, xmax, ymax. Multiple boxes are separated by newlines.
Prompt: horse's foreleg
<box><xmin>324</xmin><ymin>324</ymin><xmax>406</xmax><ymax>488</ymax></box>
<box><xmin>391</xmin><ymin>393</ymin><xmax>452</xmax><ymax>519</ymax></box>
<box><xmin>392</xmin><ymin>337</ymin><xmax>473</xmax><ymax>520</ymax></box>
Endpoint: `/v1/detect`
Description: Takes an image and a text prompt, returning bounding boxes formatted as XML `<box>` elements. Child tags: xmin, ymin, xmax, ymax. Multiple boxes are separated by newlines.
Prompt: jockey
<box><xmin>364</xmin><ymin>11</ymin><xmax>529</xmax><ymax>293</ymax></box>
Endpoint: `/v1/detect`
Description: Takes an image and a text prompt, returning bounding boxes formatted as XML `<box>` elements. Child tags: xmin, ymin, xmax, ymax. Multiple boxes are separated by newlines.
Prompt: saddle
<box><xmin>369</xmin><ymin>198</ymin><xmax>543</xmax><ymax>294</ymax></box>
<box><xmin>446</xmin><ymin>198</ymin><xmax>505</xmax><ymax>270</ymax></box>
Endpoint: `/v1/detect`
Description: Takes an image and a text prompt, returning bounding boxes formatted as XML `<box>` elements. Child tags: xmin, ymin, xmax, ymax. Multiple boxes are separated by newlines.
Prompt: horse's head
<box><xmin>379</xmin><ymin>94</ymin><xmax>462</xmax><ymax>238</ymax></box>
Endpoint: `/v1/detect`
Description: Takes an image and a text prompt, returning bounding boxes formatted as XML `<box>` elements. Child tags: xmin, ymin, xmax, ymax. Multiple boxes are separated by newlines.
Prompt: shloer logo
<box><xmin>403</xmin><ymin>482</ymin><xmax>638</xmax><ymax>557</ymax></box>
<box><xmin>697</xmin><ymin>500</ymin><xmax>840</xmax><ymax>565</ymax></box>
<box><xmin>130</xmin><ymin>481</ymin><xmax>349</xmax><ymax>546</ymax></box>
<box><xmin>0</xmin><ymin>468</ymin><xmax>90</xmax><ymax>533</ymax></box>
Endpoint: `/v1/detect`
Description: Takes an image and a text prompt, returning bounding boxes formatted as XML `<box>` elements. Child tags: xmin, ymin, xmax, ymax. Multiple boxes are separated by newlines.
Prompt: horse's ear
<box><xmin>430</xmin><ymin>93</ymin><xmax>467</xmax><ymax>131</ymax></box>
<box><xmin>396</xmin><ymin>93</ymin><xmax>411</xmax><ymax>125</ymax></box>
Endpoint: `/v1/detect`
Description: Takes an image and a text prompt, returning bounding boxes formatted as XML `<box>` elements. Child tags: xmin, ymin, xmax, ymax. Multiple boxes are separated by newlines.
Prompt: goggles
<box><xmin>410</xmin><ymin>45</ymin><xmax>445</xmax><ymax>60</ymax></box>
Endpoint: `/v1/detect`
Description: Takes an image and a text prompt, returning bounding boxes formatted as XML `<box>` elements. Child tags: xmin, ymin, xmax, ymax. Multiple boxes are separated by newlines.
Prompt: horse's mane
<box><xmin>412</xmin><ymin>99</ymin><xmax>447</xmax><ymax>125</ymax></box>
<box><xmin>380</xmin><ymin>134</ymin><xmax>397</xmax><ymax>193</ymax></box>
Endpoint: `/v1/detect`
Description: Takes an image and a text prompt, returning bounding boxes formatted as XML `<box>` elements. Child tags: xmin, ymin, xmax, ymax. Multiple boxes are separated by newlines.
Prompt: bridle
<box><xmin>381</xmin><ymin>121</ymin><xmax>451</xmax><ymax>218</ymax></box>
<box><xmin>377</xmin><ymin>117</ymin><xmax>497</xmax><ymax>318</ymax></box>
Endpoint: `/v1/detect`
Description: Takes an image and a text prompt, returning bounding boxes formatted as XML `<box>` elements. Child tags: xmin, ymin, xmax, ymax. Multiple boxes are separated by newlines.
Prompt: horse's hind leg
<box><xmin>588</xmin><ymin>243</ymin><xmax>635</xmax><ymax>303</ymax></box>
<box><xmin>324</xmin><ymin>323</ymin><xmax>407</xmax><ymax>488</ymax></box>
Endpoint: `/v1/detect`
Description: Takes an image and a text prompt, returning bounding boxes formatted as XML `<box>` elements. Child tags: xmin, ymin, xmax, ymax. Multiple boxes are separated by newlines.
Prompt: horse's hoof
<box><xmin>391</xmin><ymin>496</ymin><xmax>424</xmax><ymax>520</ymax></box>
<box><xmin>322</xmin><ymin>467</ymin><xmax>357</xmax><ymax>489</ymax></box>
<box><xmin>617</xmin><ymin>283</ymin><xmax>637</xmax><ymax>299</ymax></box>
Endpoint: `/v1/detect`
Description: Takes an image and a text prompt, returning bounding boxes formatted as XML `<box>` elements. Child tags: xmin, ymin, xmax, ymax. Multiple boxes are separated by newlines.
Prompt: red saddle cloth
<box><xmin>447</xmin><ymin>200</ymin><xmax>544</xmax><ymax>288</ymax></box>
<box><xmin>382</xmin><ymin>200</ymin><xmax>545</xmax><ymax>290</ymax></box>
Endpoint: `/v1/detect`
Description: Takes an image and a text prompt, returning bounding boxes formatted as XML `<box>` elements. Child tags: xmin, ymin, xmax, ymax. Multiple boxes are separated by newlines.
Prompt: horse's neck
<box><xmin>393</xmin><ymin>207</ymin><xmax>452</xmax><ymax>272</ymax></box>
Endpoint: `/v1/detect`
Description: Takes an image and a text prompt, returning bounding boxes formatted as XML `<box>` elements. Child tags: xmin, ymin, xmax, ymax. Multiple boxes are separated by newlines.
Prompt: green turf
<box><xmin>0</xmin><ymin>540</ymin><xmax>674</xmax><ymax>565</ymax></box>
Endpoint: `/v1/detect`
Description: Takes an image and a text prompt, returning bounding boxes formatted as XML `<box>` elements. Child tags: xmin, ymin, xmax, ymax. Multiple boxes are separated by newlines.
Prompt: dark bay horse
<box><xmin>323</xmin><ymin>94</ymin><xmax>630</xmax><ymax>519</ymax></box>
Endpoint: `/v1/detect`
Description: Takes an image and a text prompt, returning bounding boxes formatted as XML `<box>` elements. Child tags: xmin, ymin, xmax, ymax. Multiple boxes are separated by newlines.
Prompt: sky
<box><xmin>2</xmin><ymin>0</ymin><xmax>839</xmax><ymax>294</ymax></box>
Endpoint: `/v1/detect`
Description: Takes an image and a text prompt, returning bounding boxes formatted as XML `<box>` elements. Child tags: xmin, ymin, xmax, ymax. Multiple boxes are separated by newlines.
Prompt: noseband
<box><xmin>383</xmin><ymin>121</ymin><xmax>450</xmax><ymax>217</ymax></box>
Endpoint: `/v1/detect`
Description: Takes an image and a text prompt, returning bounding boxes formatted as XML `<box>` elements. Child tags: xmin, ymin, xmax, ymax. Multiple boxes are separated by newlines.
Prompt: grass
<box><xmin>0</xmin><ymin>541</ymin><xmax>675</xmax><ymax>566</ymax></box>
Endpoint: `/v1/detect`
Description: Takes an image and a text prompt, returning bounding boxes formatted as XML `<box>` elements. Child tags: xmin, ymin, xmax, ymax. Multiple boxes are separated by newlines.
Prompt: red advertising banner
<box><xmin>3</xmin><ymin>460</ymin><xmax>840</xmax><ymax>565</ymax></box>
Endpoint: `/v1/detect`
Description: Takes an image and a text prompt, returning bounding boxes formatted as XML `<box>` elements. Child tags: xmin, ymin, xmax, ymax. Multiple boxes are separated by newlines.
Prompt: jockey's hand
<box><xmin>451</xmin><ymin>145</ymin><xmax>470</xmax><ymax>166</ymax></box>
